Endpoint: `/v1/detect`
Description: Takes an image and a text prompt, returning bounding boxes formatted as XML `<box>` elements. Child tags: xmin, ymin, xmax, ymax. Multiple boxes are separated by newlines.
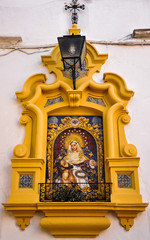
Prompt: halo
<box><xmin>64</xmin><ymin>132</ymin><xmax>84</xmax><ymax>149</ymax></box>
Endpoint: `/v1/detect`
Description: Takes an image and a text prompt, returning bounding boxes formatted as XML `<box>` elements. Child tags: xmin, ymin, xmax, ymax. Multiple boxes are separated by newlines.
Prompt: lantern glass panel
<box><xmin>80</xmin><ymin>40</ymin><xmax>86</xmax><ymax>67</ymax></box>
<box><xmin>58</xmin><ymin>35</ymin><xmax>86</xmax><ymax>68</ymax></box>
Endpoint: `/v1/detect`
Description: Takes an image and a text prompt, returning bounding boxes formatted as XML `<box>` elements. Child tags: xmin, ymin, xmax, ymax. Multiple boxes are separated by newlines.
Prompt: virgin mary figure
<box><xmin>54</xmin><ymin>139</ymin><xmax>97</xmax><ymax>189</ymax></box>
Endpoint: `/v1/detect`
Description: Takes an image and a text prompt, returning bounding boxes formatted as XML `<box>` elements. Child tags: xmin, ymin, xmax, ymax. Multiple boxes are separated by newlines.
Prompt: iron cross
<box><xmin>65</xmin><ymin>0</ymin><xmax>85</xmax><ymax>24</ymax></box>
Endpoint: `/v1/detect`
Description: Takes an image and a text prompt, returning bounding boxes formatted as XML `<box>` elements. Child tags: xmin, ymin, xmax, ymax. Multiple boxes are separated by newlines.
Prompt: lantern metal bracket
<box><xmin>58</xmin><ymin>34</ymin><xmax>86</xmax><ymax>90</ymax></box>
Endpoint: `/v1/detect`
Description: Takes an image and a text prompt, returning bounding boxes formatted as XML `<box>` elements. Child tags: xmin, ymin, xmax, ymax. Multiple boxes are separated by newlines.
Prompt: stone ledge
<box><xmin>0</xmin><ymin>36</ymin><xmax>22</xmax><ymax>46</ymax></box>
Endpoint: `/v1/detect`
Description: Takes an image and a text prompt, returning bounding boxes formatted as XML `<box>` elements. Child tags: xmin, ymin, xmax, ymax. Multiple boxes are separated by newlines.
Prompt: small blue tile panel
<box><xmin>19</xmin><ymin>174</ymin><xmax>33</xmax><ymax>188</ymax></box>
<box><xmin>87</xmin><ymin>96</ymin><xmax>106</xmax><ymax>107</ymax></box>
<box><xmin>118</xmin><ymin>174</ymin><xmax>132</xmax><ymax>188</ymax></box>
<box><xmin>44</xmin><ymin>97</ymin><xmax>64</xmax><ymax>108</ymax></box>
<box><xmin>62</xmin><ymin>60</ymin><xmax>88</xmax><ymax>80</ymax></box>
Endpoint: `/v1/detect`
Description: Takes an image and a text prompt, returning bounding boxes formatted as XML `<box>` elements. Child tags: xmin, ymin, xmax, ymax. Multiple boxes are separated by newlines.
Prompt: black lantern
<box><xmin>58</xmin><ymin>34</ymin><xmax>86</xmax><ymax>90</ymax></box>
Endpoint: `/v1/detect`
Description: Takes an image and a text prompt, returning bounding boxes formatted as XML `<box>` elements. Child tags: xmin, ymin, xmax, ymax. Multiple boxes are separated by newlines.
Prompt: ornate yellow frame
<box><xmin>3</xmin><ymin>25</ymin><xmax>148</xmax><ymax>237</ymax></box>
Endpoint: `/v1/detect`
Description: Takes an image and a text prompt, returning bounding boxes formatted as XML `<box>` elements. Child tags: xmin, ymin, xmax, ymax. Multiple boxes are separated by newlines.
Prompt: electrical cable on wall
<box><xmin>0</xmin><ymin>37</ymin><xmax>150</xmax><ymax>57</ymax></box>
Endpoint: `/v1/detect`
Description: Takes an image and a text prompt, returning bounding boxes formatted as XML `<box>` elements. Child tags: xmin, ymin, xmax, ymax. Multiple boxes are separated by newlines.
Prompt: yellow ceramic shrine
<box><xmin>3</xmin><ymin>25</ymin><xmax>148</xmax><ymax>237</ymax></box>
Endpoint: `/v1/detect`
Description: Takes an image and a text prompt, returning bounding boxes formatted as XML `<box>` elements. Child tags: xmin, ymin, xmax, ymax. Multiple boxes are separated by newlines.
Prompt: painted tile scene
<box><xmin>40</xmin><ymin>116</ymin><xmax>111</xmax><ymax>202</ymax></box>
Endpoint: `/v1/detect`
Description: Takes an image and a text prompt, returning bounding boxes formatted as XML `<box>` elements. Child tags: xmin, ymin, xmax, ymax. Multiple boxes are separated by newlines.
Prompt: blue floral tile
<box><xmin>87</xmin><ymin>96</ymin><xmax>106</xmax><ymax>107</ymax></box>
<box><xmin>44</xmin><ymin>97</ymin><xmax>64</xmax><ymax>108</ymax></box>
<box><xmin>62</xmin><ymin>60</ymin><xmax>88</xmax><ymax>80</ymax></box>
<box><xmin>118</xmin><ymin>174</ymin><xmax>132</xmax><ymax>188</ymax></box>
<box><xmin>19</xmin><ymin>174</ymin><xmax>33</xmax><ymax>188</ymax></box>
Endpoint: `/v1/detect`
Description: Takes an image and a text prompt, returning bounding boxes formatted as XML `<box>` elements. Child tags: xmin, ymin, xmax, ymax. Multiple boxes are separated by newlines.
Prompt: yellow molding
<box><xmin>69</xmin><ymin>24</ymin><xmax>81</xmax><ymax>35</ymax></box>
<box><xmin>3</xmin><ymin>202</ymin><xmax>148</xmax><ymax>232</ymax></box>
<box><xmin>41</xmin><ymin>41</ymin><xmax>108</xmax><ymax>90</ymax></box>
<box><xmin>40</xmin><ymin>217</ymin><xmax>110</xmax><ymax>237</ymax></box>
<box><xmin>105</xmin><ymin>103</ymin><xmax>124</xmax><ymax>158</ymax></box>
<box><xmin>3</xmin><ymin>202</ymin><xmax>148</xmax><ymax>211</ymax></box>
<box><xmin>106</xmin><ymin>157</ymin><xmax>142</xmax><ymax>203</ymax></box>
<box><xmin>3</xmin><ymin>203</ymin><xmax>37</xmax><ymax>231</ymax></box>
<box><xmin>16</xmin><ymin>74</ymin><xmax>47</xmax><ymax>102</ymax></box>
<box><xmin>106</xmin><ymin>157</ymin><xmax>140</xmax><ymax>167</ymax></box>
<box><xmin>11</xmin><ymin>158</ymin><xmax>45</xmax><ymax>168</ymax></box>
<box><xmin>118</xmin><ymin>113</ymin><xmax>137</xmax><ymax>157</ymax></box>
<box><xmin>17</xmin><ymin>218</ymin><xmax>30</xmax><ymax>231</ymax></box>
<box><xmin>13</xmin><ymin>115</ymin><xmax>32</xmax><ymax>158</ymax></box>
<box><xmin>104</xmin><ymin>73</ymin><xmax>134</xmax><ymax>101</ymax></box>
<box><xmin>8</xmin><ymin>158</ymin><xmax>45</xmax><ymax>204</ymax></box>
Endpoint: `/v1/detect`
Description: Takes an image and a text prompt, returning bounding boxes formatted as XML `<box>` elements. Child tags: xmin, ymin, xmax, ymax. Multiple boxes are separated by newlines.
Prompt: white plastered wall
<box><xmin>0</xmin><ymin>0</ymin><xmax>150</xmax><ymax>240</ymax></box>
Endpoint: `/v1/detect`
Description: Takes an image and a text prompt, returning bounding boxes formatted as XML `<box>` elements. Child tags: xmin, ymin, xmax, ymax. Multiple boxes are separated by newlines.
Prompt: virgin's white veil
<box><xmin>68</xmin><ymin>141</ymin><xmax>83</xmax><ymax>154</ymax></box>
